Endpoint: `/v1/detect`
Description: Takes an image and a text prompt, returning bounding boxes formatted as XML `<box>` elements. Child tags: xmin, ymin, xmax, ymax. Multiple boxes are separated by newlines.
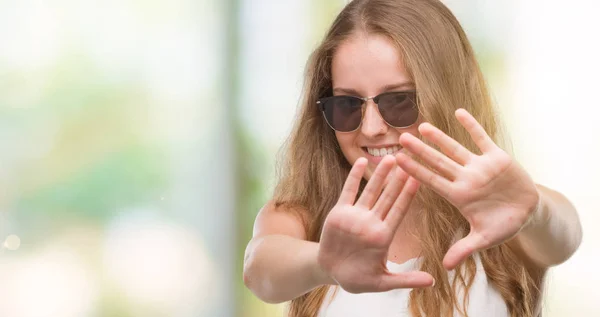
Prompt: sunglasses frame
<box><xmin>316</xmin><ymin>90</ymin><xmax>419</xmax><ymax>133</ymax></box>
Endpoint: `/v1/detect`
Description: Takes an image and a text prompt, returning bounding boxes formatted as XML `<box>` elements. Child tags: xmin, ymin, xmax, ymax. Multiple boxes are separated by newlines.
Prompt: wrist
<box><xmin>523</xmin><ymin>187</ymin><xmax>549</xmax><ymax>231</ymax></box>
<box><xmin>313</xmin><ymin>245</ymin><xmax>338</xmax><ymax>286</ymax></box>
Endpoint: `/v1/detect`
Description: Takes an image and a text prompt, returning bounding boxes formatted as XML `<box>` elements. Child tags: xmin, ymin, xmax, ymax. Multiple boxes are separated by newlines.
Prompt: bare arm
<box><xmin>243</xmin><ymin>202</ymin><xmax>335</xmax><ymax>304</ymax></box>
<box><xmin>243</xmin><ymin>157</ymin><xmax>435</xmax><ymax>303</ymax></box>
<box><xmin>509</xmin><ymin>184</ymin><xmax>583</xmax><ymax>268</ymax></box>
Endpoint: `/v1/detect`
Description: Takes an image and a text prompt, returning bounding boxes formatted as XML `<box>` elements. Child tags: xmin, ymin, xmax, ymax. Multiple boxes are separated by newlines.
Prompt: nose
<box><xmin>360</xmin><ymin>101</ymin><xmax>388</xmax><ymax>137</ymax></box>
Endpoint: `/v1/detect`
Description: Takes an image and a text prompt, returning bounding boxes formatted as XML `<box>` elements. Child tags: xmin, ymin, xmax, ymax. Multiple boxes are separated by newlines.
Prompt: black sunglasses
<box><xmin>316</xmin><ymin>90</ymin><xmax>419</xmax><ymax>132</ymax></box>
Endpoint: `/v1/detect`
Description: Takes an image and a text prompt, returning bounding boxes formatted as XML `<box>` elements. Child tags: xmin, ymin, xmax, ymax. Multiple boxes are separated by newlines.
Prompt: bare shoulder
<box><xmin>252</xmin><ymin>200</ymin><xmax>309</xmax><ymax>240</ymax></box>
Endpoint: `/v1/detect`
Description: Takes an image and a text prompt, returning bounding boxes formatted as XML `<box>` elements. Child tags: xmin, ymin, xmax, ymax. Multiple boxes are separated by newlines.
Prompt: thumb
<box><xmin>443</xmin><ymin>233</ymin><xmax>484</xmax><ymax>270</ymax></box>
<box><xmin>377</xmin><ymin>271</ymin><xmax>435</xmax><ymax>291</ymax></box>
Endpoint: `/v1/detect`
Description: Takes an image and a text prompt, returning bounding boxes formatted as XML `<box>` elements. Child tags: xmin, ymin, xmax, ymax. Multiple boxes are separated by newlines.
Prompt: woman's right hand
<box><xmin>317</xmin><ymin>155</ymin><xmax>435</xmax><ymax>293</ymax></box>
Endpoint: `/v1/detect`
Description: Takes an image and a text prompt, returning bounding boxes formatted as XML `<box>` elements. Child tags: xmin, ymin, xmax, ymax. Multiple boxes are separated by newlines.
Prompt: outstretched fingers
<box><xmin>372</xmin><ymin>167</ymin><xmax>408</xmax><ymax>219</ymax></box>
<box><xmin>395</xmin><ymin>152</ymin><xmax>453</xmax><ymax>199</ymax></box>
<box><xmin>339</xmin><ymin>157</ymin><xmax>368</xmax><ymax>205</ymax></box>
<box><xmin>384</xmin><ymin>175</ymin><xmax>421</xmax><ymax>230</ymax></box>
<box><xmin>399</xmin><ymin>132</ymin><xmax>462</xmax><ymax>179</ymax></box>
<box><xmin>455</xmin><ymin>109</ymin><xmax>496</xmax><ymax>154</ymax></box>
<box><xmin>417</xmin><ymin>123</ymin><xmax>472</xmax><ymax>165</ymax></box>
<box><xmin>356</xmin><ymin>155</ymin><xmax>396</xmax><ymax>209</ymax></box>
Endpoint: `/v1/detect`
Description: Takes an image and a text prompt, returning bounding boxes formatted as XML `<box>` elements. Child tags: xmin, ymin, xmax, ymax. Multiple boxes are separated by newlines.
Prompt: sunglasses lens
<box><xmin>377</xmin><ymin>92</ymin><xmax>418</xmax><ymax>127</ymax></box>
<box><xmin>322</xmin><ymin>96</ymin><xmax>363</xmax><ymax>132</ymax></box>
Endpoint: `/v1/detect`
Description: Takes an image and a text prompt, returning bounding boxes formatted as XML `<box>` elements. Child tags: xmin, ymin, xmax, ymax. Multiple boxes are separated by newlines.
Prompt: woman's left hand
<box><xmin>395</xmin><ymin>108</ymin><xmax>540</xmax><ymax>270</ymax></box>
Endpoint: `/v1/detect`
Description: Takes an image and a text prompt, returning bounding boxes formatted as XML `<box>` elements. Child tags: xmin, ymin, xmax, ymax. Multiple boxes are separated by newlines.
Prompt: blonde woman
<box><xmin>243</xmin><ymin>0</ymin><xmax>582</xmax><ymax>316</ymax></box>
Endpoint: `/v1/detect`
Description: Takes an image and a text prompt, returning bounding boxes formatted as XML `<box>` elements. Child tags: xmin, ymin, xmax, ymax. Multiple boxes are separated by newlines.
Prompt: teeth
<box><xmin>366</xmin><ymin>146</ymin><xmax>400</xmax><ymax>157</ymax></box>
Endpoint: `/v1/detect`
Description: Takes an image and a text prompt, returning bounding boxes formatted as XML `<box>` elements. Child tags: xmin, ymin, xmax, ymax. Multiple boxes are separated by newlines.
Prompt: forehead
<box><xmin>331</xmin><ymin>33</ymin><xmax>412</xmax><ymax>95</ymax></box>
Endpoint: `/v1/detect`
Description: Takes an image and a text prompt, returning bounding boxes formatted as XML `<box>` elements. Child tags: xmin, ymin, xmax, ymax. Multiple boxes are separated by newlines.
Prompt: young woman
<box><xmin>243</xmin><ymin>0</ymin><xmax>582</xmax><ymax>316</ymax></box>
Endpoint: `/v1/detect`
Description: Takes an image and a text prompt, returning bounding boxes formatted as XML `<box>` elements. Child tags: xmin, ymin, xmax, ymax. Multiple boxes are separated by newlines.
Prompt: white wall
<box><xmin>510</xmin><ymin>1</ymin><xmax>600</xmax><ymax>315</ymax></box>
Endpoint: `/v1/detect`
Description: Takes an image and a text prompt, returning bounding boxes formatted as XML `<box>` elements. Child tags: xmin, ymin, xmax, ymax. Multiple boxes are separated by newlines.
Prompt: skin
<box><xmin>242</xmin><ymin>32</ymin><xmax>582</xmax><ymax>303</ymax></box>
<box><xmin>330</xmin><ymin>32</ymin><xmax>582</xmax><ymax>271</ymax></box>
<box><xmin>329</xmin><ymin>32</ymin><xmax>426</xmax><ymax>267</ymax></box>
<box><xmin>332</xmin><ymin>32</ymin><xmax>421</xmax><ymax>181</ymax></box>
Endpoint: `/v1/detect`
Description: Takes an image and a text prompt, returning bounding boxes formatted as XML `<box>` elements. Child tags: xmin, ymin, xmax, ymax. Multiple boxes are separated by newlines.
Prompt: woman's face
<box><xmin>331</xmin><ymin>32</ymin><xmax>422</xmax><ymax>180</ymax></box>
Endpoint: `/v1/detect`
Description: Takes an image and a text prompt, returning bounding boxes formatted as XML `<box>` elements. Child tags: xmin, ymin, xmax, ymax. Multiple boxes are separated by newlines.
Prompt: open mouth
<box><xmin>362</xmin><ymin>145</ymin><xmax>402</xmax><ymax>157</ymax></box>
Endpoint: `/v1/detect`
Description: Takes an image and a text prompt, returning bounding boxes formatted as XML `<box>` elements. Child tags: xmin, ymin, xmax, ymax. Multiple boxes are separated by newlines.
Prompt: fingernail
<box><xmin>431</xmin><ymin>278</ymin><xmax>436</xmax><ymax>287</ymax></box>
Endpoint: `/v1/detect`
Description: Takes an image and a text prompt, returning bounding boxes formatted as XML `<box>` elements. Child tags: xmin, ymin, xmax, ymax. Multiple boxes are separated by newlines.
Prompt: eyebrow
<box><xmin>332</xmin><ymin>82</ymin><xmax>415</xmax><ymax>96</ymax></box>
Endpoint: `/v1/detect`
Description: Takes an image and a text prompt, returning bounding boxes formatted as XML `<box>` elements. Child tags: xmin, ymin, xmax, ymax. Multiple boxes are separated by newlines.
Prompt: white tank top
<box><xmin>318</xmin><ymin>255</ymin><xmax>508</xmax><ymax>317</ymax></box>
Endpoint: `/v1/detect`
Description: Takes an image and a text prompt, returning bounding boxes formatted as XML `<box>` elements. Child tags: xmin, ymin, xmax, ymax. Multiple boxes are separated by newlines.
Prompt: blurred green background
<box><xmin>0</xmin><ymin>0</ymin><xmax>598</xmax><ymax>316</ymax></box>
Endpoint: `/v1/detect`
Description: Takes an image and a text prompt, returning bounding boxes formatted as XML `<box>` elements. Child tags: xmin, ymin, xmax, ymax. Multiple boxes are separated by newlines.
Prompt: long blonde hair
<box><xmin>273</xmin><ymin>0</ymin><xmax>545</xmax><ymax>316</ymax></box>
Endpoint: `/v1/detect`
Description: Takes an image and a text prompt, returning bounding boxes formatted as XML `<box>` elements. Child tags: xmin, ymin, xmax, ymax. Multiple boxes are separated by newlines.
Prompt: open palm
<box><xmin>318</xmin><ymin>156</ymin><xmax>434</xmax><ymax>293</ymax></box>
<box><xmin>395</xmin><ymin>109</ymin><xmax>540</xmax><ymax>270</ymax></box>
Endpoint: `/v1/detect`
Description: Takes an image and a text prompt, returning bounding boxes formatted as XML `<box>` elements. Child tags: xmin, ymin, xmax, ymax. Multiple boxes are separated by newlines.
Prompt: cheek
<box><xmin>394</xmin><ymin>117</ymin><xmax>424</xmax><ymax>138</ymax></box>
<box><xmin>335</xmin><ymin>132</ymin><xmax>360</xmax><ymax>161</ymax></box>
